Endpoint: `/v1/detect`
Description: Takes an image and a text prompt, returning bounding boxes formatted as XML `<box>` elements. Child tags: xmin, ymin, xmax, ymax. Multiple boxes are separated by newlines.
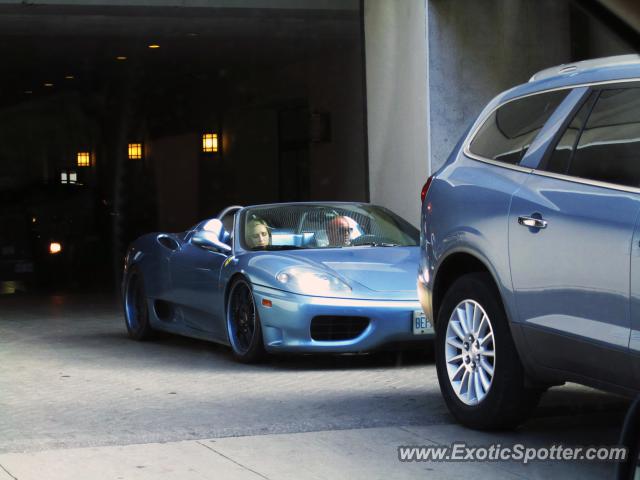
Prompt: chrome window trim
<box><xmin>463</xmin><ymin>152</ymin><xmax>534</xmax><ymax>174</ymax></box>
<box><xmin>463</xmin><ymin>77</ymin><xmax>640</xmax><ymax>166</ymax></box>
<box><xmin>530</xmin><ymin>169</ymin><xmax>640</xmax><ymax>195</ymax></box>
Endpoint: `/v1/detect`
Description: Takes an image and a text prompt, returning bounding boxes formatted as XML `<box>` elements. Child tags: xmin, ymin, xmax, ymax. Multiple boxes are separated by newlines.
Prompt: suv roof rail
<box><xmin>529</xmin><ymin>54</ymin><xmax>640</xmax><ymax>82</ymax></box>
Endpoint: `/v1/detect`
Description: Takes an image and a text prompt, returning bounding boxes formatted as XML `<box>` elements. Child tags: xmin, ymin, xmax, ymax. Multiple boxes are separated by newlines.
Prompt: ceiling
<box><xmin>0</xmin><ymin>3</ymin><xmax>361</xmax><ymax>107</ymax></box>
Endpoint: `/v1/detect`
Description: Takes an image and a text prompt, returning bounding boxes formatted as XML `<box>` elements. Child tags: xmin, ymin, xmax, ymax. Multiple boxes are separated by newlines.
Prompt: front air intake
<box><xmin>310</xmin><ymin>316</ymin><xmax>369</xmax><ymax>341</ymax></box>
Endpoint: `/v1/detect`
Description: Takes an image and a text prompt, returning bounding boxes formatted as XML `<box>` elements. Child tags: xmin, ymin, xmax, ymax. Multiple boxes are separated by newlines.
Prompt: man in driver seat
<box><xmin>327</xmin><ymin>216</ymin><xmax>353</xmax><ymax>247</ymax></box>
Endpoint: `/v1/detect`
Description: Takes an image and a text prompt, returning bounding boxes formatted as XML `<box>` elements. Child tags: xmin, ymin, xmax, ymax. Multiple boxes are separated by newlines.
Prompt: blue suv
<box><xmin>419</xmin><ymin>55</ymin><xmax>640</xmax><ymax>429</ymax></box>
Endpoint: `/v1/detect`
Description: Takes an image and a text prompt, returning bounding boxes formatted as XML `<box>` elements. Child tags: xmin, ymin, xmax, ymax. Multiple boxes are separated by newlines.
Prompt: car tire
<box><xmin>435</xmin><ymin>272</ymin><xmax>542</xmax><ymax>430</ymax></box>
<box><xmin>226</xmin><ymin>277</ymin><xmax>266</xmax><ymax>363</ymax></box>
<box><xmin>123</xmin><ymin>266</ymin><xmax>154</xmax><ymax>340</ymax></box>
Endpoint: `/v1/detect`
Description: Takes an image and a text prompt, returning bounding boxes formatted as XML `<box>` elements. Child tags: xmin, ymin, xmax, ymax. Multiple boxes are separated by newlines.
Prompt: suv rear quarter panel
<box><xmin>423</xmin><ymin>153</ymin><xmax>530</xmax><ymax>330</ymax></box>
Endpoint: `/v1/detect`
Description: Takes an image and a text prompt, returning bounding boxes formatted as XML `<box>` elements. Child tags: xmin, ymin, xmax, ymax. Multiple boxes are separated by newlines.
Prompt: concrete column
<box><xmin>428</xmin><ymin>0</ymin><xmax>572</xmax><ymax>172</ymax></box>
<box><xmin>364</xmin><ymin>0</ymin><xmax>429</xmax><ymax>227</ymax></box>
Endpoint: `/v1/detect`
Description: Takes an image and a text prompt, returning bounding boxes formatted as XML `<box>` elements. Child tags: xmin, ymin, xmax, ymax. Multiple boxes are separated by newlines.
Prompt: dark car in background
<box><xmin>0</xmin><ymin>183</ymin><xmax>105</xmax><ymax>290</ymax></box>
<box><xmin>0</xmin><ymin>207</ymin><xmax>35</xmax><ymax>286</ymax></box>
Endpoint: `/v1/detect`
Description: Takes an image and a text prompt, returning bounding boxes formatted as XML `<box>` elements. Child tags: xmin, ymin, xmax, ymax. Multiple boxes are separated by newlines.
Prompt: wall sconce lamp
<box><xmin>202</xmin><ymin>133</ymin><xmax>219</xmax><ymax>153</ymax></box>
<box><xmin>77</xmin><ymin>152</ymin><xmax>91</xmax><ymax>167</ymax></box>
<box><xmin>128</xmin><ymin>143</ymin><xmax>143</xmax><ymax>160</ymax></box>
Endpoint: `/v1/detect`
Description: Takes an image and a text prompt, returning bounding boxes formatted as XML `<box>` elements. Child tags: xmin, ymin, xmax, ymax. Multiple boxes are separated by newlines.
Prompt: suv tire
<box><xmin>435</xmin><ymin>272</ymin><xmax>542</xmax><ymax>429</ymax></box>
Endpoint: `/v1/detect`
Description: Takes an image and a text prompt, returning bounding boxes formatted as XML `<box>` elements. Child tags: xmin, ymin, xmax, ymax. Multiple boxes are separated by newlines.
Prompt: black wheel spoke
<box><xmin>135</xmin><ymin>284</ymin><xmax>146</xmax><ymax>320</ymax></box>
<box><xmin>124</xmin><ymin>271</ymin><xmax>152</xmax><ymax>340</ymax></box>
<box><xmin>229</xmin><ymin>282</ymin><xmax>256</xmax><ymax>353</ymax></box>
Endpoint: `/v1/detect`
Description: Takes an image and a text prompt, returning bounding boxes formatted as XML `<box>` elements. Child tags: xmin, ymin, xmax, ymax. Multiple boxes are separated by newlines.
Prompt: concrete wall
<box><xmin>152</xmin><ymin>133</ymin><xmax>200</xmax><ymax>232</ymax></box>
<box><xmin>222</xmin><ymin>107</ymin><xmax>279</xmax><ymax>207</ymax></box>
<box><xmin>308</xmin><ymin>48</ymin><xmax>367</xmax><ymax>202</ymax></box>
<box><xmin>581</xmin><ymin>14</ymin><xmax>636</xmax><ymax>58</ymax></box>
<box><xmin>364</xmin><ymin>0</ymin><xmax>429</xmax><ymax>227</ymax></box>
<box><xmin>216</xmin><ymin>46</ymin><xmax>366</xmax><ymax>209</ymax></box>
<box><xmin>428</xmin><ymin>0</ymin><xmax>572</xmax><ymax>172</ymax></box>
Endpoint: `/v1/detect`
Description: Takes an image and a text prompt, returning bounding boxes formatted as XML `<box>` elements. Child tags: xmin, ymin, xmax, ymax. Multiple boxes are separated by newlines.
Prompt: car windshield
<box><xmin>241</xmin><ymin>203</ymin><xmax>419</xmax><ymax>251</ymax></box>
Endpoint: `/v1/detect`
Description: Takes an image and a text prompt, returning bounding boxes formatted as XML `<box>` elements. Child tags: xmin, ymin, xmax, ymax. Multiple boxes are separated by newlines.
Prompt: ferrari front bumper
<box><xmin>251</xmin><ymin>284</ymin><xmax>433</xmax><ymax>353</ymax></box>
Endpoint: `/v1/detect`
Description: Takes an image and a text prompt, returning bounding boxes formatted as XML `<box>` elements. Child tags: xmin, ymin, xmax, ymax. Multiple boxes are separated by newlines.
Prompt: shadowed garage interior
<box><xmin>0</xmin><ymin>0</ymin><xmax>636</xmax><ymax>296</ymax></box>
<box><xmin>0</xmin><ymin>1</ymin><xmax>366</xmax><ymax>292</ymax></box>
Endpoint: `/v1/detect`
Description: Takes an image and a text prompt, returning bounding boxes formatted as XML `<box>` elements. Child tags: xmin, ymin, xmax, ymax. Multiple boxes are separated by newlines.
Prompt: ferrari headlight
<box><xmin>276</xmin><ymin>267</ymin><xmax>351</xmax><ymax>296</ymax></box>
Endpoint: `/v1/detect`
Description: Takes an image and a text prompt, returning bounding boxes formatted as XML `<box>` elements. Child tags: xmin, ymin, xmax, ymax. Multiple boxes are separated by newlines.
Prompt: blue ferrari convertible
<box><xmin>122</xmin><ymin>202</ymin><xmax>433</xmax><ymax>362</ymax></box>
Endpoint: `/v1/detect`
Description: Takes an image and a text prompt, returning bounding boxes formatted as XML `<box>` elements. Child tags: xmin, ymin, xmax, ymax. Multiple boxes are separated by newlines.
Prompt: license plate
<box><xmin>412</xmin><ymin>310</ymin><xmax>433</xmax><ymax>335</ymax></box>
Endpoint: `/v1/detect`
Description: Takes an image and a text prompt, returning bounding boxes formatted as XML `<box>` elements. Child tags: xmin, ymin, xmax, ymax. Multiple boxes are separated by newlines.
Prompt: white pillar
<box><xmin>364</xmin><ymin>0</ymin><xmax>429</xmax><ymax>227</ymax></box>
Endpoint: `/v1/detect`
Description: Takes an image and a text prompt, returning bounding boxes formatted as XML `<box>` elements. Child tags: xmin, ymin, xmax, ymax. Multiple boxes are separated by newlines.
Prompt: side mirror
<box><xmin>192</xmin><ymin>220</ymin><xmax>232</xmax><ymax>254</ymax></box>
<box><xmin>616</xmin><ymin>395</ymin><xmax>640</xmax><ymax>480</ymax></box>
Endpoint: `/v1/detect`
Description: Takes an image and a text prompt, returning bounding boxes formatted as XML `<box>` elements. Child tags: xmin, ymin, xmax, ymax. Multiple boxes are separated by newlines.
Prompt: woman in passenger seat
<box><xmin>246</xmin><ymin>218</ymin><xmax>271</xmax><ymax>249</ymax></box>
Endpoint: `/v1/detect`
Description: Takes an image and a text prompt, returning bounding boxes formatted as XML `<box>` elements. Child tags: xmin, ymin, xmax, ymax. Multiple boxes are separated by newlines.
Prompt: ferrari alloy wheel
<box><xmin>226</xmin><ymin>278</ymin><xmax>266</xmax><ymax>363</ymax></box>
<box><xmin>435</xmin><ymin>272</ymin><xmax>542</xmax><ymax>430</ymax></box>
<box><xmin>123</xmin><ymin>267</ymin><xmax>153</xmax><ymax>340</ymax></box>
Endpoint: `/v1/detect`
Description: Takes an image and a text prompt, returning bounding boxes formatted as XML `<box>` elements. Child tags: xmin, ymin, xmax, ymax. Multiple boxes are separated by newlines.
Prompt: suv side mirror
<box><xmin>192</xmin><ymin>219</ymin><xmax>232</xmax><ymax>254</ymax></box>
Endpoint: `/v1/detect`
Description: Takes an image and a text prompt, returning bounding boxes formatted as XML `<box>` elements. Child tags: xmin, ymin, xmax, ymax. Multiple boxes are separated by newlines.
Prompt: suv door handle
<box><xmin>518</xmin><ymin>216</ymin><xmax>548</xmax><ymax>229</ymax></box>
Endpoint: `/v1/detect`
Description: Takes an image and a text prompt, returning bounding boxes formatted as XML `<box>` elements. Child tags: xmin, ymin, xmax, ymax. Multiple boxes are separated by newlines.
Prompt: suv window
<box><xmin>550</xmin><ymin>87</ymin><xmax>640</xmax><ymax>187</ymax></box>
<box><xmin>544</xmin><ymin>92</ymin><xmax>598</xmax><ymax>175</ymax></box>
<box><xmin>468</xmin><ymin>90</ymin><xmax>568</xmax><ymax>165</ymax></box>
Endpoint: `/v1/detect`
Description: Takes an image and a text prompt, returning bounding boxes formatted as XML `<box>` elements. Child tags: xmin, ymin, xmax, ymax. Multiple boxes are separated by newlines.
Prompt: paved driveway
<box><xmin>0</xmin><ymin>292</ymin><xmax>632</xmax><ymax>478</ymax></box>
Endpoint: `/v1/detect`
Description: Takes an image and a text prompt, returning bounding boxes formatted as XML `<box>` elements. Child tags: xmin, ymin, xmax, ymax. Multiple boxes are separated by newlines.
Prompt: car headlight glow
<box><xmin>276</xmin><ymin>267</ymin><xmax>351</xmax><ymax>296</ymax></box>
